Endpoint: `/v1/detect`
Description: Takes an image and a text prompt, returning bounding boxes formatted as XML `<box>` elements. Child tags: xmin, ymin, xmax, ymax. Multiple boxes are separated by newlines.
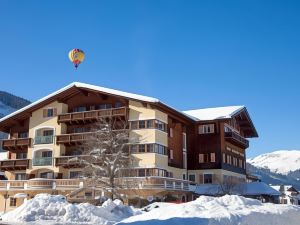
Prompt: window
<box><xmin>43</xmin><ymin>130</ymin><xmax>54</xmax><ymax>136</ymax></box>
<box><xmin>130</xmin><ymin>145</ymin><xmax>138</xmax><ymax>153</ymax></box>
<box><xmin>239</xmin><ymin>159</ymin><xmax>243</xmax><ymax>168</ymax></box>
<box><xmin>182</xmin><ymin>173</ymin><xmax>186</xmax><ymax>180</ymax></box>
<box><xmin>227</xmin><ymin>155</ymin><xmax>232</xmax><ymax>164</ymax></box>
<box><xmin>204</xmin><ymin>174</ymin><xmax>213</xmax><ymax>184</ymax></box>
<box><xmin>138</xmin><ymin>169</ymin><xmax>145</xmax><ymax>177</ymax></box>
<box><xmin>73</xmin><ymin>127</ymin><xmax>87</xmax><ymax>133</ymax></box>
<box><xmin>130</xmin><ymin>121</ymin><xmax>138</xmax><ymax>129</ymax></box>
<box><xmin>199</xmin><ymin>124</ymin><xmax>214</xmax><ymax>134</ymax></box>
<box><xmin>42</xmin><ymin>151</ymin><xmax>52</xmax><ymax>158</ymax></box>
<box><xmin>70</xmin><ymin>171</ymin><xmax>82</xmax><ymax>179</ymax></box>
<box><xmin>169</xmin><ymin>149</ymin><xmax>174</xmax><ymax>160</ymax></box>
<box><xmin>147</xmin><ymin>144</ymin><xmax>154</xmax><ymax>153</ymax></box>
<box><xmin>15</xmin><ymin>173</ymin><xmax>26</xmax><ymax>180</ymax></box>
<box><xmin>73</xmin><ymin>106</ymin><xmax>86</xmax><ymax>112</ymax></box>
<box><xmin>169</xmin><ymin>128</ymin><xmax>173</xmax><ymax>138</ymax></box>
<box><xmin>10</xmin><ymin>198</ymin><xmax>17</xmax><ymax>207</ymax></box>
<box><xmin>43</xmin><ymin>108</ymin><xmax>57</xmax><ymax>118</ymax></box>
<box><xmin>139</xmin><ymin>121</ymin><xmax>146</xmax><ymax>129</ymax></box>
<box><xmin>40</xmin><ymin>172</ymin><xmax>53</xmax><ymax>179</ymax></box>
<box><xmin>147</xmin><ymin>120</ymin><xmax>154</xmax><ymax>128</ymax></box>
<box><xmin>98</xmin><ymin>104</ymin><xmax>112</xmax><ymax>109</ymax></box>
<box><xmin>16</xmin><ymin>152</ymin><xmax>27</xmax><ymax>159</ymax></box>
<box><xmin>199</xmin><ymin>154</ymin><xmax>204</xmax><ymax>163</ymax></box>
<box><xmin>155</xmin><ymin>120</ymin><xmax>166</xmax><ymax>131</ymax></box>
<box><xmin>18</xmin><ymin>132</ymin><xmax>28</xmax><ymax>138</ymax></box>
<box><xmin>210</xmin><ymin>153</ymin><xmax>216</xmax><ymax>163</ymax></box>
<box><xmin>115</xmin><ymin>102</ymin><xmax>123</xmax><ymax>108</ymax></box>
<box><xmin>85</xmin><ymin>192</ymin><xmax>92</xmax><ymax>198</ymax></box>
<box><xmin>188</xmin><ymin>174</ymin><xmax>195</xmax><ymax>182</ymax></box>
<box><xmin>182</xmin><ymin>133</ymin><xmax>187</xmax><ymax>150</ymax></box>
<box><xmin>223</xmin><ymin>153</ymin><xmax>226</xmax><ymax>163</ymax></box>
<box><xmin>139</xmin><ymin>145</ymin><xmax>145</xmax><ymax>152</ymax></box>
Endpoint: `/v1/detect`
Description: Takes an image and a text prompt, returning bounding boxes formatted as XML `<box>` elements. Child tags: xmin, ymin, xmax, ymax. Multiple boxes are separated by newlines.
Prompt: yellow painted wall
<box><xmin>26</xmin><ymin>101</ymin><xmax>68</xmax><ymax>174</ymax></box>
<box><xmin>128</xmin><ymin>100</ymin><xmax>168</xmax><ymax>123</ymax></box>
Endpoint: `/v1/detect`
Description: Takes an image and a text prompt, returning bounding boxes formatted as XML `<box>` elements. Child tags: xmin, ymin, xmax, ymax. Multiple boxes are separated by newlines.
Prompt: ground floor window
<box><xmin>10</xmin><ymin>197</ymin><xmax>17</xmax><ymax>207</ymax></box>
<box><xmin>204</xmin><ymin>174</ymin><xmax>213</xmax><ymax>184</ymax></box>
<box><xmin>70</xmin><ymin>171</ymin><xmax>82</xmax><ymax>179</ymax></box>
<box><xmin>15</xmin><ymin>173</ymin><xmax>26</xmax><ymax>180</ymax></box>
<box><xmin>188</xmin><ymin>174</ymin><xmax>196</xmax><ymax>182</ymax></box>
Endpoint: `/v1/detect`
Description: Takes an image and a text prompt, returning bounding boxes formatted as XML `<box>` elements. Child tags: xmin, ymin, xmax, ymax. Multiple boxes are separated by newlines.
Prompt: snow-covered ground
<box><xmin>1</xmin><ymin>194</ymin><xmax>140</xmax><ymax>225</ymax></box>
<box><xmin>248</xmin><ymin>150</ymin><xmax>300</xmax><ymax>175</ymax></box>
<box><xmin>1</xmin><ymin>194</ymin><xmax>300</xmax><ymax>225</ymax></box>
<box><xmin>119</xmin><ymin>195</ymin><xmax>300</xmax><ymax>225</ymax></box>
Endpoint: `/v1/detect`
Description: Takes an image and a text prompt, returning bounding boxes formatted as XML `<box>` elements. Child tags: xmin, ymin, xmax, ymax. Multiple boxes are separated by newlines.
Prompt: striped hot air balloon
<box><xmin>68</xmin><ymin>49</ymin><xmax>85</xmax><ymax>69</ymax></box>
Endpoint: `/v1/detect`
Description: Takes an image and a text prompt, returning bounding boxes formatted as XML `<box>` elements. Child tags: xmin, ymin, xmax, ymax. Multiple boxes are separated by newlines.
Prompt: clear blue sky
<box><xmin>1</xmin><ymin>0</ymin><xmax>299</xmax><ymax>157</ymax></box>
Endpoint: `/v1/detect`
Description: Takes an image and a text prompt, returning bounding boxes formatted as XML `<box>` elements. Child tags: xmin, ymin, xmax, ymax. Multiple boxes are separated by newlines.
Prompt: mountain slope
<box><xmin>248</xmin><ymin>150</ymin><xmax>300</xmax><ymax>175</ymax></box>
<box><xmin>247</xmin><ymin>150</ymin><xmax>300</xmax><ymax>189</ymax></box>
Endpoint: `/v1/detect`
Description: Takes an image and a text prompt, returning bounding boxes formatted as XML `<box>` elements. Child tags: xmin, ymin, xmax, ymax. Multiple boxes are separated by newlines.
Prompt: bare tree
<box><xmin>217</xmin><ymin>176</ymin><xmax>243</xmax><ymax>195</ymax></box>
<box><xmin>70</xmin><ymin>117</ymin><xmax>138</xmax><ymax>200</ymax></box>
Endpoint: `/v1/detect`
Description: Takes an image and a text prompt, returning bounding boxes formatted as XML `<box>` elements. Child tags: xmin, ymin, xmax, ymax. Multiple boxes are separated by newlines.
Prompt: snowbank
<box><xmin>119</xmin><ymin>195</ymin><xmax>300</xmax><ymax>225</ymax></box>
<box><xmin>1</xmin><ymin>194</ymin><xmax>140</xmax><ymax>225</ymax></box>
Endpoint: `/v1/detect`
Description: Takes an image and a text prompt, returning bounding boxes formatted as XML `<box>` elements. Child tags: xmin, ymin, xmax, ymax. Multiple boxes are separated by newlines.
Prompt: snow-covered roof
<box><xmin>0</xmin><ymin>82</ymin><xmax>257</xmax><ymax>136</ymax></box>
<box><xmin>193</xmin><ymin>182</ymin><xmax>281</xmax><ymax>196</ymax></box>
<box><xmin>183</xmin><ymin>106</ymin><xmax>245</xmax><ymax>121</ymax></box>
<box><xmin>0</xmin><ymin>82</ymin><xmax>159</xmax><ymax>123</ymax></box>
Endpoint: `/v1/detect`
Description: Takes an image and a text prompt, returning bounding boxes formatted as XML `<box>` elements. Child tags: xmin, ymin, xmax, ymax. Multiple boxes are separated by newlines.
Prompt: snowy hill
<box><xmin>247</xmin><ymin>150</ymin><xmax>300</xmax><ymax>189</ymax></box>
<box><xmin>248</xmin><ymin>150</ymin><xmax>300</xmax><ymax>175</ymax></box>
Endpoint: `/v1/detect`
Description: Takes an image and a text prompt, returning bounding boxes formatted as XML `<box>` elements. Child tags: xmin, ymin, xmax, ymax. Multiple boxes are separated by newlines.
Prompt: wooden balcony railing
<box><xmin>0</xmin><ymin>159</ymin><xmax>29</xmax><ymax>171</ymax></box>
<box><xmin>224</xmin><ymin>131</ymin><xmax>249</xmax><ymax>148</ymax></box>
<box><xmin>55</xmin><ymin>155</ymin><xmax>92</xmax><ymax>167</ymax></box>
<box><xmin>56</xmin><ymin>132</ymin><xmax>95</xmax><ymax>145</ymax></box>
<box><xmin>1</xmin><ymin>138</ymin><xmax>32</xmax><ymax>150</ymax></box>
<box><xmin>57</xmin><ymin>107</ymin><xmax>127</xmax><ymax>124</ymax></box>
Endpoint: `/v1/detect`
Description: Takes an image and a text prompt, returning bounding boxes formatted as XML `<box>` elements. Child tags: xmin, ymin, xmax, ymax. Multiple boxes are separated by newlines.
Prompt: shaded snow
<box><xmin>119</xmin><ymin>195</ymin><xmax>300</xmax><ymax>225</ymax></box>
<box><xmin>183</xmin><ymin>106</ymin><xmax>244</xmax><ymax>121</ymax></box>
<box><xmin>248</xmin><ymin>150</ymin><xmax>300</xmax><ymax>175</ymax></box>
<box><xmin>1</xmin><ymin>194</ymin><xmax>140</xmax><ymax>225</ymax></box>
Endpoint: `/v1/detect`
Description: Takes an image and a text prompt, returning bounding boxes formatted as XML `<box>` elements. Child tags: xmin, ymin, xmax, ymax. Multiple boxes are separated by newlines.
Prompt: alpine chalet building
<box><xmin>0</xmin><ymin>82</ymin><xmax>258</xmax><ymax>211</ymax></box>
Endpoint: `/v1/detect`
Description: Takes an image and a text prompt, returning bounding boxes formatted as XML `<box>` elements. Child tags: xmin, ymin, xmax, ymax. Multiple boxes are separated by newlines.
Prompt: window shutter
<box><xmin>53</xmin><ymin>108</ymin><xmax>57</xmax><ymax>116</ymax></box>
<box><xmin>43</xmin><ymin>109</ymin><xmax>47</xmax><ymax>118</ymax></box>
<box><xmin>199</xmin><ymin>154</ymin><xmax>204</xmax><ymax>163</ymax></box>
<box><xmin>211</xmin><ymin>153</ymin><xmax>216</xmax><ymax>162</ymax></box>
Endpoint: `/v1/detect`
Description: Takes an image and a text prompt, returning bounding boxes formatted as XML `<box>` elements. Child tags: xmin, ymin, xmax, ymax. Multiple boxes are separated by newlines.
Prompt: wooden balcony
<box><xmin>57</xmin><ymin>107</ymin><xmax>127</xmax><ymax>124</ymax></box>
<box><xmin>1</xmin><ymin>138</ymin><xmax>32</xmax><ymax>150</ymax></box>
<box><xmin>225</xmin><ymin>131</ymin><xmax>249</xmax><ymax>148</ymax></box>
<box><xmin>56</xmin><ymin>132</ymin><xmax>95</xmax><ymax>145</ymax></box>
<box><xmin>55</xmin><ymin>155</ymin><xmax>94</xmax><ymax>168</ymax></box>
<box><xmin>0</xmin><ymin>159</ymin><xmax>29</xmax><ymax>171</ymax></box>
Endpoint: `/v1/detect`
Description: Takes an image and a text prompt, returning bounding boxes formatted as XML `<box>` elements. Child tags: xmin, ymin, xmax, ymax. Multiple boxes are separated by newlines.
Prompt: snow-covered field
<box><xmin>1</xmin><ymin>194</ymin><xmax>300</xmax><ymax>225</ymax></box>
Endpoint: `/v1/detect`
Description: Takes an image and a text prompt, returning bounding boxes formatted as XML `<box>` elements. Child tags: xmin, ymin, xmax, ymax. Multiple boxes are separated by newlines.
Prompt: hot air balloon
<box><xmin>68</xmin><ymin>49</ymin><xmax>85</xmax><ymax>69</ymax></box>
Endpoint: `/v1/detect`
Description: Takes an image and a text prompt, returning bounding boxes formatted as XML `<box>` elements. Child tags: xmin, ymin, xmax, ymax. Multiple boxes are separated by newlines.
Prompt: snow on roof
<box><xmin>0</xmin><ymin>82</ymin><xmax>159</xmax><ymax>123</ymax></box>
<box><xmin>183</xmin><ymin>106</ymin><xmax>245</xmax><ymax>121</ymax></box>
<box><xmin>193</xmin><ymin>182</ymin><xmax>281</xmax><ymax>196</ymax></box>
